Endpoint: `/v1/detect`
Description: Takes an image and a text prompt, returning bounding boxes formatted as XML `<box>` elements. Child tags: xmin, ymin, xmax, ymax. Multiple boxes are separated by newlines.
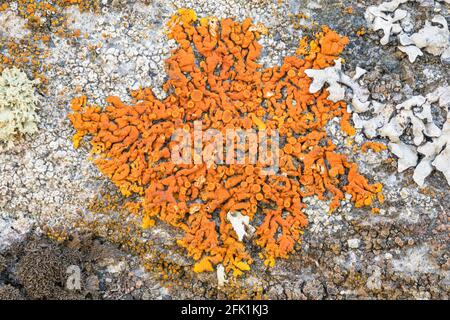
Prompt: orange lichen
<box><xmin>343</xmin><ymin>6</ymin><xmax>354</xmax><ymax>14</ymax></box>
<box><xmin>356</xmin><ymin>27</ymin><xmax>366</xmax><ymax>37</ymax></box>
<box><xmin>69</xmin><ymin>10</ymin><xmax>383</xmax><ymax>275</ymax></box>
<box><xmin>142</xmin><ymin>215</ymin><xmax>156</xmax><ymax>229</ymax></box>
<box><xmin>288</xmin><ymin>12</ymin><xmax>311</xmax><ymax>30</ymax></box>
<box><xmin>361</xmin><ymin>141</ymin><xmax>387</xmax><ymax>153</ymax></box>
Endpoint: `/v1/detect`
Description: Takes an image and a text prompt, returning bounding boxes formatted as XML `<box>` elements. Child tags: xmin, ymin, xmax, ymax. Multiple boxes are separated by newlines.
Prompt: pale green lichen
<box><xmin>0</xmin><ymin>67</ymin><xmax>40</xmax><ymax>145</ymax></box>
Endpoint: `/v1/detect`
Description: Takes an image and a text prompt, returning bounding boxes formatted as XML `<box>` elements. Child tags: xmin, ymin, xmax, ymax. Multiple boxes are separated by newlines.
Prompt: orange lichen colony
<box><xmin>68</xmin><ymin>9</ymin><xmax>383</xmax><ymax>275</ymax></box>
<box><xmin>361</xmin><ymin>141</ymin><xmax>387</xmax><ymax>153</ymax></box>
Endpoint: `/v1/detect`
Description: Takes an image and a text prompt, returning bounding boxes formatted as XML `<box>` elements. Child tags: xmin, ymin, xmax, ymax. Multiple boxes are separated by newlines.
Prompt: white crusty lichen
<box><xmin>398</xmin><ymin>44</ymin><xmax>423</xmax><ymax>63</ymax></box>
<box><xmin>413</xmin><ymin>88</ymin><xmax>450</xmax><ymax>186</ymax></box>
<box><xmin>355</xmin><ymin>85</ymin><xmax>450</xmax><ymax>187</ymax></box>
<box><xmin>389</xmin><ymin>141</ymin><xmax>419</xmax><ymax>173</ymax></box>
<box><xmin>365</xmin><ymin>0</ymin><xmax>408</xmax><ymax>45</ymax></box>
<box><xmin>0</xmin><ymin>67</ymin><xmax>40</xmax><ymax>145</ymax></box>
<box><xmin>379</xmin><ymin>96</ymin><xmax>442</xmax><ymax>146</ymax></box>
<box><xmin>399</xmin><ymin>15</ymin><xmax>450</xmax><ymax>64</ymax></box>
<box><xmin>409</xmin><ymin>15</ymin><xmax>449</xmax><ymax>56</ymax></box>
<box><xmin>304</xmin><ymin>57</ymin><xmax>450</xmax><ymax>183</ymax></box>
<box><xmin>309</xmin><ymin>61</ymin><xmax>450</xmax><ymax>186</ymax></box>
<box><xmin>305</xmin><ymin>59</ymin><xmax>371</xmax><ymax>113</ymax></box>
<box><xmin>365</xmin><ymin>1</ymin><xmax>450</xmax><ymax>64</ymax></box>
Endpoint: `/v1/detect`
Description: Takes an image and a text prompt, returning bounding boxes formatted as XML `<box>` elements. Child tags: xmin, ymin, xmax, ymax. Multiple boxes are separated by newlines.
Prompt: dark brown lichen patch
<box><xmin>0</xmin><ymin>284</ymin><xmax>25</xmax><ymax>300</ymax></box>
<box><xmin>16</xmin><ymin>238</ymin><xmax>83</xmax><ymax>299</ymax></box>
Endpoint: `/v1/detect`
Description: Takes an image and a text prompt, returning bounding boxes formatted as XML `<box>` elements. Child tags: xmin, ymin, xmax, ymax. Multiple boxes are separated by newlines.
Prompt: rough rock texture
<box><xmin>0</xmin><ymin>0</ymin><xmax>448</xmax><ymax>299</ymax></box>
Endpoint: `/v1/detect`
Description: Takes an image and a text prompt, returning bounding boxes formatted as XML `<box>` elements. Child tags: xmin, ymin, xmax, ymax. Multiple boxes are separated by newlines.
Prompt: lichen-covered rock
<box><xmin>0</xmin><ymin>217</ymin><xmax>34</xmax><ymax>252</ymax></box>
<box><xmin>351</xmin><ymin>84</ymin><xmax>450</xmax><ymax>187</ymax></box>
<box><xmin>409</xmin><ymin>15</ymin><xmax>449</xmax><ymax>57</ymax></box>
<box><xmin>364</xmin><ymin>1</ymin><xmax>408</xmax><ymax>45</ymax></box>
<box><xmin>0</xmin><ymin>285</ymin><xmax>25</xmax><ymax>300</ymax></box>
<box><xmin>16</xmin><ymin>242</ymin><xmax>82</xmax><ymax>300</ymax></box>
<box><xmin>302</xmin><ymin>279</ymin><xmax>325</xmax><ymax>299</ymax></box>
<box><xmin>305</xmin><ymin>59</ymin><xmax>371</xmax><ymax>113</ymax></box>
<box><xmin>68</xmin><ymin>12</ymin><xmax>384</xmax><ymax>276</ymax></box>
<box><xmin>0</xmin><ymin>67</ymin><xmax>40</xmax><ymax>146</ymax></box>
<box><xmin>0</xmin><ymin>11</ymin><xmax>30</xmax><ymax>40</ymax></box>
<box><xmin>415</xmin><ymin>112</ymin><xmax>450</xmax><ymax>186</ymax></box>
<box><xmin>365</xmin><ymin>2</ymin><xmax>450</xmax><ymax>64</ymax></box>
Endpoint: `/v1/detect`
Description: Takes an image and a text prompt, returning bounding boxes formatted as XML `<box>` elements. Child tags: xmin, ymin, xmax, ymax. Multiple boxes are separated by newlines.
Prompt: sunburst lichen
<box><xmin>69</xmin><ymin>10</ymin><xmax>383</xmax><ymax>277</ymax></box>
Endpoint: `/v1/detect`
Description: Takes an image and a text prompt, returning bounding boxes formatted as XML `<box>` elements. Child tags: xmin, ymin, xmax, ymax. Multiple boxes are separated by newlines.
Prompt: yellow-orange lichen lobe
<box><xmin>356</xmin><ymin>27</ymin><xmax>366</xmax><ymax>37</ymax></box>
<box><xmin>343</xmin><ymin>6</ymin><xmax>354</xmax><ymax>14</ymax></box>
<box><xmin>319</xmin><ymin>26</ymin><xmax>349</xmax><ymax>57</ymax></box>
<box><xmin>69</xmin><ymin>10</ymin><xmax>383</xmax><ymax>276</ymax></box>
<box><xmin>361</xmin><ymin>141</ymin><xmax>387</xmax><ymax>153</ymax></box>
